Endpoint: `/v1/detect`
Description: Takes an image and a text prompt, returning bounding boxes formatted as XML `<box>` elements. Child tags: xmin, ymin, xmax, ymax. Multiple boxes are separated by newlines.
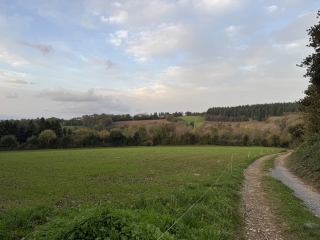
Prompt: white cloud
<box><xmin>108</xmin><ymin>30</ymin><xmax>128</xmax><ymax>46</ymax></box>
<box><xmin>126</xmin><ymin>23</ymin><xmax>193</xmax><ymax>60</ymax></box>
<box><xmin>193</xmin><ymin>0</ymin><xmax>240</xmax><ymax>14</ymax></box>
<box><xmin>0</xmin><ymin>49</ymin><xmax>29</xmax><ymax>66</ymax></box>
<box><xmin>100</xmin><ymin>11</ymin><xmax>128</xmax><ymax>24</ymax></box>
<box><xmin>224</xmin><ymin>25</ymin><xmax>243</xmax><ymax>37</ymax></box>
<box><xmin>265</xmin><ymin>5</ymin><xmax>278</xmax><ymax>13</ymax></box>
<box><xmin>3</xmin><ymin>79</ymin><xmax>29</xmax><ymax>84</ymax></box>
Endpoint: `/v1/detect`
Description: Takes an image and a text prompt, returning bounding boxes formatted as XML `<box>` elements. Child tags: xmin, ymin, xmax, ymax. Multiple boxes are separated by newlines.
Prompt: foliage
<box><xmin>206</xmin><ymin>102</ymin><xmax>298</xmax><ymax>122</ymax></box>
<box><xmin>0</xmin><ymin>112</ymin><xmax>305</xmax><ymax>150</ymax></box>
<box><xmin>288</xmin><ymin>134</ymin><xmax>320</xmax><ymax>190</ymax></box>
<box><xmin>0</xmin><ymin>135</ymin><xmax>18</xmax><ymax>150</ymax></box>
<box><xmin>298</xmin><ymin>11</ymin><xmax>320</xmax><ymax>133</ymax></box>
<box><xmin>27</xmin><ymin>204</ymin><xmax>176</xmax><ymax>240</ymax></box>
<box><xmin>0</xmin><ymin>205</ymin><xmax>53</xmax><ymax>240</ymax></box>
<box><xmin>38</xmin><ymin>130</ymin><xmax>57</xmax><ymax>149</ymax></box>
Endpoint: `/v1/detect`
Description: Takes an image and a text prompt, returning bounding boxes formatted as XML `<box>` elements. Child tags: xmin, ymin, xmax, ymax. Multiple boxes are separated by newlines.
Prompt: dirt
<box><xmin>241</xmin><ymin>154</ymin><xmax>284</xmax><ymax>240</ymax></box>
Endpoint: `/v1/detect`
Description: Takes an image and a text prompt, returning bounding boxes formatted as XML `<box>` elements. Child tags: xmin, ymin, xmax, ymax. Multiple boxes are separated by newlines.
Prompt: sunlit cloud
<box><xmin>3</xmin><ymin>79</ymin><xmax>28</xmax><ymax>84</ymax></box>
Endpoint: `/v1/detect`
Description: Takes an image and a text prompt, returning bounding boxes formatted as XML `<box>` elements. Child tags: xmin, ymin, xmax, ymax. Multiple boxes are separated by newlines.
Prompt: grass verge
<box><xmin>261</xmin><ymin>155</ymin><xmax>320</xmax><ymax>239</ymax></box>
<box><xmin>288</xmin><ymin>134</ymin><xmax>320</xmax><ymax>191</ymax></box>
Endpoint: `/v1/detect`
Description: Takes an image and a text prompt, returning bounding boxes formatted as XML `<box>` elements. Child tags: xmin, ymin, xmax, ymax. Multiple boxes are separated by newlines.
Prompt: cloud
<box><xmin>193</xmin><ymin>0</ymin><xmax>241</xmax><ymax>14</ymax></box>
<box><xmin>125</xmin><ymin>23</ymin><xmax>193</xmax><ymax>60</ymax></box>
<box><xmin>264</xmin><ymin>5</ymin><xmax>278</xmax><ymax>13</ymax></box>
<box><xmin>6</xmin><ymin>92</ymin><xmax>18</xmax><ymax>99</ymax></box>
<box><xmin>18</xmin><ymin>40</ymin><xmax>53</xmax><ymax>54</ymax></box>
<box><xmin>100</xmin><ymin>11</ymin><xmax>128</xmax><ymax>24</ymax></box>
<box><xmin>108</xmin><ymin>30</ymin><xmax>128</xmax><ymax>46</ymax></box>
<box><xmin>0</xmin><ymin>50</ymin><xmax>29</xmax><ymax>66</ymax></box>
<box><xmin>106</xmin><ymin>59</ymin><xmax>114</xmax><ymax>68</ymax></box>
<box><xmin>3</xmin><ymin>79</ymin><xmax>28</xmax><ymax>84</ymax></box>
<box><xmin>271</xmin><ymin>11</ymin><xmax>317</xmax><ymax>44</ymax></box>
<box><xmin>35</xmin><ymin>88</ymin><xmax>129</xmax><ymax>114</ymax></box>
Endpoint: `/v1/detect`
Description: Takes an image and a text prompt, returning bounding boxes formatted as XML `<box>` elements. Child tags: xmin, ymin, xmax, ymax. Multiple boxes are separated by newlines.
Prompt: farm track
<box><xmin>241</xmin><ymin>154</ymin><xmax>284</xmax><ymax>240</ymax></box>
<box><xmin>272</xmin><ymin>153</ymin><xmax>320</xmax><ymax>217</ymax></box>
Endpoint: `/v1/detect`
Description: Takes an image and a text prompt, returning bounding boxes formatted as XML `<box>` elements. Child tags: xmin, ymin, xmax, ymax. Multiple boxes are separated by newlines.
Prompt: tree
<box><xmin>109</xmin><ymin>128</ymin><xmax>126</xmax><ymax>147</ymax></box>
<box><xmin>298</xmin><ymin>11</ymin><xmax>320</xmax><ymax>133</ymax></box>
<box><xmin>0</xmin><ymin>135</ymin><xmax>19</xmax><ymax>150</ymax></box>
<box><xmin>38</xmin><ymin>130</ymin><xmax>57</xmax><ymax>148</ymax></box>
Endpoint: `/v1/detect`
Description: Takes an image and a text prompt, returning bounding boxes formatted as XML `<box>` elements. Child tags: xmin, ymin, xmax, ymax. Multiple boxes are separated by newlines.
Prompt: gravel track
<box><xmin>271</xmin><ymin>153</ymin><xmax>320</xmax><ymax>217</ymax></box>
<box><xmin>241</xmin><ymin>154</ymin><xmax>283</xmax><ymax>240</ymax></box>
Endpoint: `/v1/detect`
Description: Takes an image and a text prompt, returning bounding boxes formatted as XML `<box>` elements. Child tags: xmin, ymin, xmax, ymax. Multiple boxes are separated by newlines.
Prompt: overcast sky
<box><xmin>0</xmin><ymin>0</ymin><xmax>319</xmax><ymax>120</ymax></box>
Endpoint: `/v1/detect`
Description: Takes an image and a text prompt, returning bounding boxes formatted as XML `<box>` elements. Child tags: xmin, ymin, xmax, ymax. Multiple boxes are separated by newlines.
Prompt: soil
<box><xmin>241</xmin><ymin>154</ymin><xmax>286</xmax><ymax>240</ymax></box>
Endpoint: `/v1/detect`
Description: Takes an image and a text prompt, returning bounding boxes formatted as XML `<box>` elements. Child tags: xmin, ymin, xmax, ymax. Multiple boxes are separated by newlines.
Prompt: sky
<box><xmin>0</xmin><ymin>0</ymin><xmax>319</xmax><ymax>120</ymax></box>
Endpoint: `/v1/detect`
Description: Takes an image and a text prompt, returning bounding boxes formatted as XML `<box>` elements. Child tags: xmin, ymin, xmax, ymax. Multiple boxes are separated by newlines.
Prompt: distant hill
<box><xmin>206</xmin><ymin>102</ymin><xmax>298</xmax><ymax>122</ymax></box>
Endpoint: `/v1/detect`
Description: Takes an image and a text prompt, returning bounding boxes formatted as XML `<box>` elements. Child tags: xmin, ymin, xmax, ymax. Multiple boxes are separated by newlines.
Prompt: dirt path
<box><xmin>241</xmin><ymin>154</ymin><xmax>284</xmax><ymax>240</ymax></box>
<box><xmin>272</xmin><ymin>153</ymin><xmax>320</xmax><ymax>217</ymax></box>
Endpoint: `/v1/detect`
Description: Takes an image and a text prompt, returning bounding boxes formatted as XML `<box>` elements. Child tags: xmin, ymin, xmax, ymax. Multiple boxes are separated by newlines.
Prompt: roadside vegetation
<box><xmin>288</xmin><ymin>11</ymin><xmax>320</xmax><ymax>190</ymax></box>
<box><xmin>0</xmin><ymin>146</ymin><xmax>282</xmax><ymax>239</ymax></box>
<box><xmin>262</xmin><ymin>156</ymin><xmax>320</xmax><ymax>239</ymax></box>
<box><xmin>288</xmin><ymin>135</ymin><xmax>320</xmax><ymax>191</ymax></box>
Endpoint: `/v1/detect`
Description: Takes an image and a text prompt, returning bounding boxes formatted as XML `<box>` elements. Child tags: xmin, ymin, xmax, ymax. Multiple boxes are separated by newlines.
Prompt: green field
<box><xmin>181</xmin><ymin>116</ymin><xmax>205</xmax><ymax>128</ymax></box>
<box><xmin>0</xmin><ymin>146</ymin><xmax>282</xmax><ymax>239</ymax></box>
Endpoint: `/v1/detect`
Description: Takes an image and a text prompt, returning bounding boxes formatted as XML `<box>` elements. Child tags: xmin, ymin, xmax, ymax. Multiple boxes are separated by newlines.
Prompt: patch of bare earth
<box><xmin>241</xmin><ymin>155</ymin><xmax>283</xmax><ymax>240</ymax></box>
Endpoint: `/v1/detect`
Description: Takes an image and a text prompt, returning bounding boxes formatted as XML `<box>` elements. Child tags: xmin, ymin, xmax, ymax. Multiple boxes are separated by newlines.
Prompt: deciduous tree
<box><xmin>298</xmin><ymin>11</ymin><xmax>320</xmax><ymax>133</ymax></box>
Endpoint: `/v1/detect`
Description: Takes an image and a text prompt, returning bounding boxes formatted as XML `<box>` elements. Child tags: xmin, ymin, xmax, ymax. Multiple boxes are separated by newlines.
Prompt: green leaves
<box><xmin>299</xmin><ymin>10</ymin><xmax>320</xmax><ymax>133</ymax></box>
<box><xmin>27</xmin><ymin>204</ymin><xmax>176</xmax><ymax>240</ymax></box>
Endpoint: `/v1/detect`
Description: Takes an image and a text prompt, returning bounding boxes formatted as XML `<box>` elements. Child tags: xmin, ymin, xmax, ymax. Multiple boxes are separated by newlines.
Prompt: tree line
<box><xmin>0</xmin><ymin>113</ymin><xmax>305</xmax><ymax>150</ymax></box>
<box><xmin>206</xmin><ymin>102</ymin><xmax>298</xmax><ymax>122</ymax></box>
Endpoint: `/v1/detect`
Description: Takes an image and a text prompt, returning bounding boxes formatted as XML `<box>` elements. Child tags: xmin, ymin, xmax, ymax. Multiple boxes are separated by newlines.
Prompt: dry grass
<box><xmin>113</xmin><ymin>119</ymin><xmax>169</xmax><ymax>127</ymax></box>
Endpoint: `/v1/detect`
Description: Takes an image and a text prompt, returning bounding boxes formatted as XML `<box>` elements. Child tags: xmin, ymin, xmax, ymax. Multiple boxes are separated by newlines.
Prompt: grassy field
<box><xmin>0</xmin><ymin>146</ymin><xmax>282</xmax><ymax>239</ymax></box>
<box><xmin>262</xmin><ymin>156</ymin><xmax>320</xmax><ymax>239</ymax></box>
<box><xmin>180</xmin><ymin>116</ymin><xmax>205</xmax><ymax>128</ymax></box>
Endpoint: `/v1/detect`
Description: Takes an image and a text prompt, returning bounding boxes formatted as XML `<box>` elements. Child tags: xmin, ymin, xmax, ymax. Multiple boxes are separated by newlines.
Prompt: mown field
<box><xmin>0</xmin><ymin>146</ymin><xmax>282</xmax><ymax>239</ymax></box>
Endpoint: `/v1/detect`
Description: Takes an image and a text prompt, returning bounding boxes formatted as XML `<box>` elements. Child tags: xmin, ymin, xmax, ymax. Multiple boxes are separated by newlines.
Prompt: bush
<box><xmin>27</xmin><ymin>204</ymin><xmax>176</xmax><ymax>240</ymax></box>
<box><xmin>289</xmin><ymin>133</ymin><xmax>320</xmax><ymax>189</ymax></box>
<box><xmin>0</xmin><ymin>135</ymin><xmax>19</xmax><ymax>150</ymax></box>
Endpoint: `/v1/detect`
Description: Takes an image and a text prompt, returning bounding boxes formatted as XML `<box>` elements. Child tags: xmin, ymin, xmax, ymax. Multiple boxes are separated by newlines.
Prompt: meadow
<box><xmin>180</xmin><ymin>116</ymin><xmax>205</xmax><ymax>128</ymax></box>
<box><xmin>0</xmin><ymin>146</ymin><xmax>282</xmax><ymax>239</ymax></box>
